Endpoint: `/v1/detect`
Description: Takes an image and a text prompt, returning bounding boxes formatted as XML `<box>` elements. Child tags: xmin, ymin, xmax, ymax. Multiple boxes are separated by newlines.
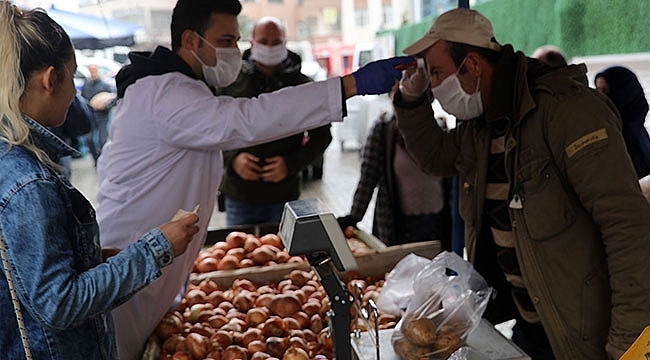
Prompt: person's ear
<box><xmin>41</xmin><ymin>66</ymin><xmax>57</xmax><ymax>95</ymax></box>
<box><xmin>465</xmin><ymin>53</ymin><xmax>481</xmax><ymax>77</ymax></box>
<box><xmin>181</xmin><ymin>29</ymin><xmax>198</xmax><ymax>51</ymax></box>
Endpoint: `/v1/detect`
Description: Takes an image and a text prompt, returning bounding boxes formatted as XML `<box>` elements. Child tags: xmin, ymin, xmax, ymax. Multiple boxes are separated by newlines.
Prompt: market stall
<box><xmin>143</xmin><ymin>199</ymin><xmax>528</xmax><ymax>360</ymax></box>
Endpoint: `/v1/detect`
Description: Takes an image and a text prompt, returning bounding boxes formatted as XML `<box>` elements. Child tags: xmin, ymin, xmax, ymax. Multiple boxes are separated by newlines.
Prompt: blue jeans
<box><xmin>225</xmin><ymin>196</ymin><xmax>286</xmax><ymax>226</ymax></box>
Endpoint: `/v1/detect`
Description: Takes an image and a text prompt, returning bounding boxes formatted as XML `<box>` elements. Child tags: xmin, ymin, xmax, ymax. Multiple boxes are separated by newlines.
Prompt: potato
<box><xmin>402</xmin><ymin>317</ymin><xmax>438</xmax><ymax>346</ymax></box>
<box><xmin>432</xmin><ymin>324</ymin><xmax>463</xmax><ymax>358</ymax></box>
<box><xmin>393</xmin><ymin>336</ymin><xmax>433</xmax><ymax>360</ymax></box>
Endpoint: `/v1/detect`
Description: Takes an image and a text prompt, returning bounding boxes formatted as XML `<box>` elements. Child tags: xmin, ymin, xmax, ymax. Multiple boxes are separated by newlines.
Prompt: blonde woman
<box><xmin>0</xmin><ymin>3</ymin><xmax>200</xmax><ymax>359</ymax></box>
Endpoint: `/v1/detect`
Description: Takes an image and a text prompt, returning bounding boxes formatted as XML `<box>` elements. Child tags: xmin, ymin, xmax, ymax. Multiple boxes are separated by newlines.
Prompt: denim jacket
<box><xmin>0</xmin><ymin>117</ymin><xmax>174</xmax><ymax>359</ymax></box>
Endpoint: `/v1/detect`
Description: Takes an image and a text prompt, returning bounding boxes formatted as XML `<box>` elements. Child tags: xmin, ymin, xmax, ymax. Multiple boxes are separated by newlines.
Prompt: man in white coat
<box><xmin>95</xmin><ymin>0</ymin><xmax>412</xmax><ymax>358</ymax></box>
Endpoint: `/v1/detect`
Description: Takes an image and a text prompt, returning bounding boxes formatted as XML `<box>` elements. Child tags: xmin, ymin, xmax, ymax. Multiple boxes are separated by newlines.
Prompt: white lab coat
<box><xmin>96</xmin><ymin>72</ymin><xmax>343</xmax><ymax>359</ymax></box>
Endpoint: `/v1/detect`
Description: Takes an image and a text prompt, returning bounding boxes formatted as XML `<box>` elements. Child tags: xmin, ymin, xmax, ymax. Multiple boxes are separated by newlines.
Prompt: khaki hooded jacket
<box><xmin>395</xmin><ymin>44</ymin><xmax>650</xmax><ymax>359</ymax></box>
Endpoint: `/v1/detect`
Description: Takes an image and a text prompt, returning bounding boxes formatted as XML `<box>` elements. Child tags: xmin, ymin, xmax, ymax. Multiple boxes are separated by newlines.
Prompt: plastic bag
<box><xmin>377</xmin><ymin>253</ymin><xmax>432</xmax><ymax>316</ymax></box>
<box><xmin>391</xmin><ymin>251</ymin><xmax>492</xmax><ymax>360</ymax></box>
<box><xmin>448</xmin><ymin>346</ymin><xmax>490</xmax><ymax>360</ymax></box>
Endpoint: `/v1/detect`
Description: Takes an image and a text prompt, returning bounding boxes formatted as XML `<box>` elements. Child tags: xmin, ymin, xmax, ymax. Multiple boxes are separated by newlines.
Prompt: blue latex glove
<box><xmin>353</xmin><ymin>56</ymin><xmax>416</xmax><ymax>95</ymax></box>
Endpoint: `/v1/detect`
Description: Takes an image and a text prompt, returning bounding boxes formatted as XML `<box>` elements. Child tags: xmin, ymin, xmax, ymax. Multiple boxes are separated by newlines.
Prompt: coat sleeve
<box><xmin>394</xmin><ymin>95</ymin><xmax>462</xmax><ymax>177</ymax></box>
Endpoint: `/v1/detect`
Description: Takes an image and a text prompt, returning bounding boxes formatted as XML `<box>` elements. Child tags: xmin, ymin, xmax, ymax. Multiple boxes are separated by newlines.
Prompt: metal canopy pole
<box><xmin>458</xmin><ymin>0</ymin><xmax>470</xmax><ymax>8</ymax></box>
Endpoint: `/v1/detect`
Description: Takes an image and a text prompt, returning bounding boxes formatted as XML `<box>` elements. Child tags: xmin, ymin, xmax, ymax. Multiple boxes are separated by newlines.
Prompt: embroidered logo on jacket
<box><xmin>566</xmin><ymin>128</ymin><xmax>608</xmax><ymax>158</ymax></box>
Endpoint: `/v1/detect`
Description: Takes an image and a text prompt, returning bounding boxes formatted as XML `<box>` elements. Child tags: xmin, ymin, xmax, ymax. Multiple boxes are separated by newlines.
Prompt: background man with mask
<box><xmin>94</xmin><ymin>0</ymin><xmax>412</xmax><ymax>358</ymax></box>
<box><xmin>393</xmin><ymin>7</ymin><xmax>650</xmax><ymax>360</ymax></box>
<box><xmin>216</xmin><ymin>16</ymin><xmax>332</xmax><ymax>226</ymax></box>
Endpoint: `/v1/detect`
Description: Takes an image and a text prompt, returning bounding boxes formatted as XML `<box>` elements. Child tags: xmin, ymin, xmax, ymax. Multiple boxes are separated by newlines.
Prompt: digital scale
<box><xmin>279</xmin><ymin>198</ymin><xmax>358</xmax><ymax>359</ymax></box>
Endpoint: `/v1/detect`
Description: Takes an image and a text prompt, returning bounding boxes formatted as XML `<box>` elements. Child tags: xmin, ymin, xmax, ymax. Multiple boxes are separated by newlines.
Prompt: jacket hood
<box><xmin>486</xmin><ymin>44</ymin><xmax>590</xmax><ymax>126</ymax></box>
<box><xmin>240</xmin><ymin>48</ymin><xmax>303</xmax><ymax>76</ymax></box>
<box><xmin>115</xmin><ymin>46</ymin><xmax>198</xmax><ymax>98</ymax></box>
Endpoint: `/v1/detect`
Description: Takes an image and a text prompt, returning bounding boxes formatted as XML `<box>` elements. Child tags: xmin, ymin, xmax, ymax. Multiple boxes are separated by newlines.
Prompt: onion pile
<box><xmin>193</xmin><ymin>231</ymin><xmax>374</xmax><ymax>274</ymax></box>
<box><xmin>155</xmin><ymin>270</ymin><xmax>398</xmax><ymax>360</ymax></box>
<box><xmin>193</xmin><ymin>233</ymin><xmax>302</xmax><ymax>273</ymax></box>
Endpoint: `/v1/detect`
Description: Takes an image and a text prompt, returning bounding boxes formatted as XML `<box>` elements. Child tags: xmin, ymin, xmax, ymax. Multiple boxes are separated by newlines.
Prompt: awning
<box><xmin>46</xmin><ymin>6</ymin><xmax>143</xmax><ymax>50</ymax></box>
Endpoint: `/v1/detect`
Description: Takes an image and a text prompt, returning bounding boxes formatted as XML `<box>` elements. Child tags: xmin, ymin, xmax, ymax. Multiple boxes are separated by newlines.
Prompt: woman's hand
<box><xmin>160</xmin><ymin>205</ymin><xmax>200</xmax><ymax>257</ymax></box>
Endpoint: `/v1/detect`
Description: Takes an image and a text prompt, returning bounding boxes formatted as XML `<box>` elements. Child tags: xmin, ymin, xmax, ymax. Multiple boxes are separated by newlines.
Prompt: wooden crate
<box><xmin>143</xmin><ymin>239</ymin><xmax>441</xmax><ymax>360</ymax></box>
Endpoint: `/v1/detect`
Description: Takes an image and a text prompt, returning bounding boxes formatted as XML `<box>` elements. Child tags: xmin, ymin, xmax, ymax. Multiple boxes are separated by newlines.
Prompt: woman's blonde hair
<box><xmin>0</xmin><ymin>2</ymin><xmax>74</xmax><ymax>168</ymax></box>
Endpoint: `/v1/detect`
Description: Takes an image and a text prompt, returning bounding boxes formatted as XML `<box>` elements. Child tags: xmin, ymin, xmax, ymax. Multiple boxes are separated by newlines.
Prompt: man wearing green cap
<box><xmin>394</xmin><ymin>7</ymin><xmax>650</xmax><ymax>360</ymax></box>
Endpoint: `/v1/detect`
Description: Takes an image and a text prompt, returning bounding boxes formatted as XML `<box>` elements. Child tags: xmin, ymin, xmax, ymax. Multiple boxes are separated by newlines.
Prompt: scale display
<box><xmin>279</xmin><ymin>198</ymin><xmax>357</xmax><ymax>271</ymax></box>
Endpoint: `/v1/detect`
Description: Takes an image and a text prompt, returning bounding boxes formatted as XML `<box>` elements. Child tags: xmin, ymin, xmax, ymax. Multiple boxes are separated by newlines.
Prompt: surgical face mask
<box><xmin>431</xmin><ymin>58</ymin><xmax>483</xmax><ymax>119</ymax></box>
<box><xmin>192</xmin><ymin>32</ymin><xmax>242</xmax><ymax>87</ymax></box>
<box><xmin>250</xmin><ymin>41</ymin><xmax>288</xmax><ymax>66</ymax></box>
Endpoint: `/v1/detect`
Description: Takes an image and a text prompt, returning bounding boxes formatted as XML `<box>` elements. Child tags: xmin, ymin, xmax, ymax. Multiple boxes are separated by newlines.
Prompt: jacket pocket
<box><xmin>580</xmin><ymin>270</ymin><xmax>610</xmax><ymax>347</ymax></box>
<box><xmin>518</xmin><ymin>157</ymin><xmax>576</xmax><ymax>240</ymax></box>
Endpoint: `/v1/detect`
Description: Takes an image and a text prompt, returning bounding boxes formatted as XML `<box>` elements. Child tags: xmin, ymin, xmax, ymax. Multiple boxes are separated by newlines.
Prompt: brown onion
<box><xmin>247</xmin><ymin>339</ymin><xmax>266</xmax><ymax>354</ymax></box>
<box><xmin>186</xmin><ymin>332</ymin><xmax>210</xmax><ymax>359</ymax></box>
<box><xmin>288</xmin><ymin>270</ymin><xmax>311</xmax><ymax>287</ymax></box>
<box><xmin>249</xmin><ymin>246</ymin><xmax>276</xmax><ymax>265</ymax></box>
<box><xmin>261</xmin><ymin>316</ymin><xmax>287</xmax><ymax>338</ymax></box>
<box><xmin>255</xmin><ymin>293</ymin><xmax>274</xmax><ymax>308</ymax></box>
<box><xmin>275</xmin><ymin>250</ymin><xmax>290</xmax><ymax>263</ymax></box>
<box><xmin>217</xmin><ymin>254</ymin><xmax>239</xmax><ymax>270</ymax></box>
<box><xmin>244</xmin><ymin>235</ymin><xmax>262</xmax><ymax>252</ymax></box>
<box><xmin>246</xmin><ymin>307</ymin><xmax>270</xmax><ymax>327</ymax></box>
<box><xmin>259</xmin><ymin>233</ymin><xmax>283</xmax><ymax>248</ymax></box>
<box><xmin>161</xmin><ymin>334</ymin><xmax>185</xmax><ymax>355</ymax></box>
<box><xmin>226</xmin><ymin>247</ymin><xmax>246</xmax><ymax>262</ymax></box>
<box><xmin>196</xmin><ymin>257</ymin><xmax>220</xmax><ymax>273</ymax></box>
<box><xmin>222</xmin><ymin>344</ymin><xmax>248</xmax><ymax>360</ymax></box>
<box><xmin>185</xmin><ymin>289</ymin><xmax>207</xmax><ymax>307</ymax></box>
<box><xmin>251</xmin><ymin>351</ymin><xmax>272</xmax><ymax>360</ymax></box>
<box><xmin>225</xmin><ymin>231</ymin><xmax>247</xmax><ymax>248</ymax></box>
<box><xmin>310</xmin><ymin>314</ymin><xmax>323</xmax><ymax>333</ymax></box>
<box><xmin>265</xmin><ymin>336</ymin><xmax>289</xmax><ymax>358</ymax></box>
<box><xmin>282</xmin><ymin>346</ymin><xmax>309</xmax><ymax>360</ymax></box>
<box><xmin>232</xmin><ymin>278</ymin><xmax>257</xmax><ymax>292</ymax></box>
<box><xmin>155</xmin><ymin>312</ymin><xmax>184</xmax><ymax>339</ymax></box>
<box><xmin>210</xmin><ymin>329</ymin><xmax>233</xmax><ymax>349</ymax></box>
<box><xmin>239</xmin><ymin>327</ymin><xmax>264</xmax><ymax>347</ymax></box>
<box><xmin>233</xmin><ymin>290</ymin><xmax>256</xmax><ymax>312</ymax></box>
<box><xmin>239</xmin><ymin>258</ymin><xmax>256</xmax><ymax>268</ymax></box>
<box><xmin>269</xmin><ymin>293</ymin><xmax>301</xmax><ymax>317</ymax></box>
<box><xmin>291</xmin><ymin>311</ymin><xmax>310</xmax><ymax>329</ymax></box>
<box><xmin>207</xmin><ymin>314</ymin><xmax>228</xmax><ymax>329</ymax></box>
<box><xmin>172</xmin><ymin>351</ymin><xmax>192</xmax><ymax>360</ymax></box>
<box><xmin>282</xmin><ymin>316</ymin><xmax>301</xmax><ymax>331</ymax></box>
<box><xmin>288</xmin><ymin>337</ymin><xmax>307</xmax><ymax>352</ymax></box>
